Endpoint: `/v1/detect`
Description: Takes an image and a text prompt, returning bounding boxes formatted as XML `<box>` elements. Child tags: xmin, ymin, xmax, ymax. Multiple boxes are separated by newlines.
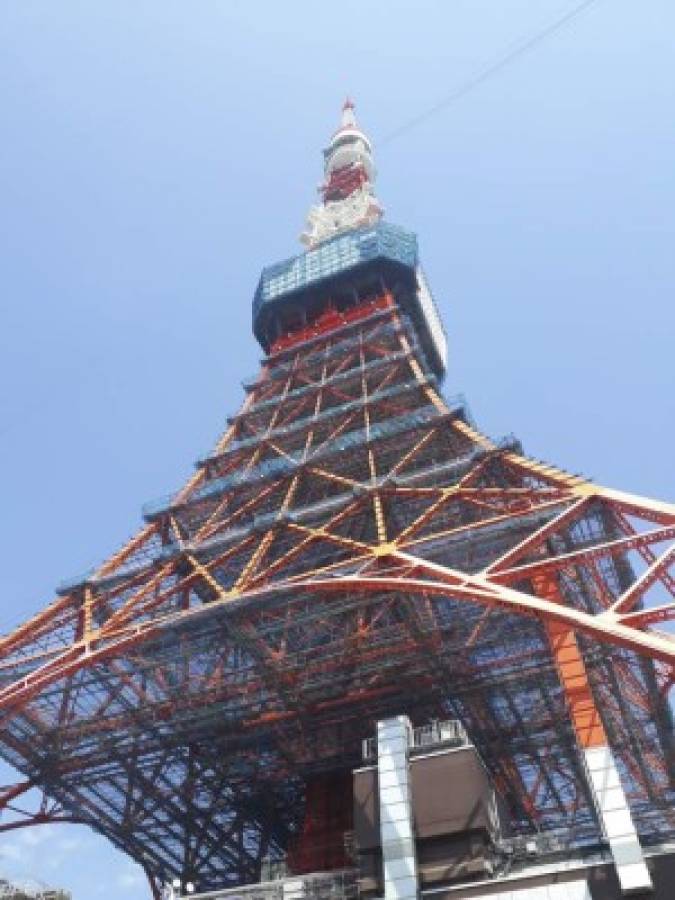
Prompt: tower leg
<box><xmin>143</xmin><ymin>867</ymin><xmax>162</xmax><ymax>900</ymax></box>
<box><xmin>539</xmin><ymin>574</ymin><xmax>652</xmax><ymax>894</ymax></box>
<box><xmin>377</xmin><ymin>716</ymin><xmax>418</xmax><ymax>900</ymax></box>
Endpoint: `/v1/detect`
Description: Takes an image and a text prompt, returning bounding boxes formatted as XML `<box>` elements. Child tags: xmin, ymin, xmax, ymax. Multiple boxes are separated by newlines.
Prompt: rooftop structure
<box><xmin>0</xmin><ymin>101</ymin><xmax>673</xmax><ymax>900</ymax></box>
<box><xmin>0</xmin><ymin>880</ymin><xmax>70</xmax><ymax>900</ymax></box>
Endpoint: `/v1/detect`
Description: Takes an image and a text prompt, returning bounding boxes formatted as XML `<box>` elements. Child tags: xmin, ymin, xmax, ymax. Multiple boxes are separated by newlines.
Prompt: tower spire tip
<box><xmin>340</xmin><ymin>96</ymin><xmax>357</xmax><ymax>130</ymax></box>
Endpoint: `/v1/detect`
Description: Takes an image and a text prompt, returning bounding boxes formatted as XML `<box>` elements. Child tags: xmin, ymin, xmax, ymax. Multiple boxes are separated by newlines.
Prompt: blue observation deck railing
<box><xmin>208</xmin><ymin>376</ymin><xmax>437</xmax><ymax>463</ymax></box>
<box><xmin>253</xmin><ymin>221</ymin><xmax>418</xmax><ymax>320</ymax></box>
<box><xmin>142</xmin><ymin>397</ymin><xmax>469</xmax><ymax>521</ymax></box>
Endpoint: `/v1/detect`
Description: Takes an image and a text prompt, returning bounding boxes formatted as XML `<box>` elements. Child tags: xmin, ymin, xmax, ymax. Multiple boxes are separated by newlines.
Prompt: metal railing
<box><xmin>411</xmin><ymin>719</ymin><xmax>468</xmax><ymax>751</ymax></box>
<box><xmin>362</xmin><ymin>718</ymin><xmax>469</xmax><ymax>761</ymax></box>
<box><xmin>183</xmin><ymin>869</ymin><xmax>358</xmax><ymax>900</ymax></box>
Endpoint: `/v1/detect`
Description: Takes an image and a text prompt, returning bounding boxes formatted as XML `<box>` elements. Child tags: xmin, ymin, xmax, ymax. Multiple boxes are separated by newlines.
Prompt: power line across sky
<box><xmin>378</xmin><ymin>0</ymin><xmax>602</xmax><ymax>146</ymax></box>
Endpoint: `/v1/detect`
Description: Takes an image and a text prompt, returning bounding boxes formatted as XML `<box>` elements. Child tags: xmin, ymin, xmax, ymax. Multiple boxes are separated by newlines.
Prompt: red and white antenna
<box><xmin>301</xmin><ymin>99</ymin><xmax>383</xmax><ymax>247</ymax></box>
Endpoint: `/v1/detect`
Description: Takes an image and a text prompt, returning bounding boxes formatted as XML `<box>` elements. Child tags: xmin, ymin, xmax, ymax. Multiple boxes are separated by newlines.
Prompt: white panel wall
<box><xmin>415</xmin><ymin>267</ymin><xmax>448</xmax><ymax>373</ymax></box>
<box><xmin>282</xmin><ymin>879</ymin><xmax>305</xmax><ymax>900</ymax></box>
<box><xmin>583</xmin><ymin>746</ymin><xmax>652</xmax><ymax>894</ymax></box>
<box><xmin>378</xmin><ymin>716</ymin><xmax>418</xmax><ymax>900</ymax></box>
<box><xmin>441</xmin><ymin>879</ymin><xmax>591</xmax><ymax>900</ymax></box>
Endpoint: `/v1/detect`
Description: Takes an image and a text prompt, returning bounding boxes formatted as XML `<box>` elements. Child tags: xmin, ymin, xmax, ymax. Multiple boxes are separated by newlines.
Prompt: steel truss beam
<box><xmin>0</xmin><ymin>298</ymin><xmax>672</xmax><ymax>887</ymax></box>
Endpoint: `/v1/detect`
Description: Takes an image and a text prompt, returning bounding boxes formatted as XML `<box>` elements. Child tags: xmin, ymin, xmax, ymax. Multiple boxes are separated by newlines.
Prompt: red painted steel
<box><xmin>287</xmin><ymin>772</ymin><xmax>353</xmax><ymax>874</ymax></box>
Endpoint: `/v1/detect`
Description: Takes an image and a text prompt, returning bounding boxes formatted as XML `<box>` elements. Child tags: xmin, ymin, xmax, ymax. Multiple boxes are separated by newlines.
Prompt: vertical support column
<box><xmin>583</xmin><ymin>744</ymin><xmax>652</xmax><ymax>895</ymax></box>
<box><xmin>537</xmin><ymin>574</ymin><xmax>652</xmax><ymax>894</ymax></box>
<box><xmin>377</xmin><ymin>716</ymin><xmax>417</xmax><ymax>900</ymax></box>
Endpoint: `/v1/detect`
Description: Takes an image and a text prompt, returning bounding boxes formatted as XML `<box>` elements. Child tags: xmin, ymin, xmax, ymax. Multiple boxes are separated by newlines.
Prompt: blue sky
<box><xmin>0</xmin><ymin>1</ymin><xmax>673</xmax><ymax>896</ymax></box>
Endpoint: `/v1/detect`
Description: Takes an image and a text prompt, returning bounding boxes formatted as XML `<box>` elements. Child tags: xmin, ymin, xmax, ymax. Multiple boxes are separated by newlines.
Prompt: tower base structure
<box><xmin>169</xmin><ymin>716</ymin><xmax>674</xmax><ymax>900</ymax></box>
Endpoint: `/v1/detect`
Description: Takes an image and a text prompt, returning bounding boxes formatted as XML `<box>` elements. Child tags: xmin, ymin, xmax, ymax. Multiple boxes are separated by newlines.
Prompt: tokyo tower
<box><xmin>0</xmin><ymin>101</ymin><xmax>673</xmax><ymax>899</ymax></box>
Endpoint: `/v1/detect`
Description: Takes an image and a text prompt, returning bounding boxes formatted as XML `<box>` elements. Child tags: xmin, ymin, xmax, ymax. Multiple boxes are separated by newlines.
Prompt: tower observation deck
<box><xmin>0</xmin><ymin>102</ymin><xmax>673</xmax><ymax>899</ymax></box>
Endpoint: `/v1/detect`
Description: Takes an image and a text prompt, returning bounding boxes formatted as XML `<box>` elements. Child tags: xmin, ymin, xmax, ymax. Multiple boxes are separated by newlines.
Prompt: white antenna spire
<box><xmin>301</xmin><ymin>98</ymin><xmax>383</xmax><ymax>247</ymax></box>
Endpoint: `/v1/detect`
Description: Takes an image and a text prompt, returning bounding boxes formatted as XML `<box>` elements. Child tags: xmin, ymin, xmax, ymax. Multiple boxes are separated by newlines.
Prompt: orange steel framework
<box><xmin>0</xmin><ymin>116</ymin><xmax>674</xmax><ymax>895</ymax></box>
<box><xmin>0</xmin><ymin>292</ymin><xmax>672</xmax><ymax>893</ymax></box>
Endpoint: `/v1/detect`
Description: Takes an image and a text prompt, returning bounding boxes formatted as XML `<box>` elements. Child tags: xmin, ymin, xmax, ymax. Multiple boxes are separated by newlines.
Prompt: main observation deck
<box><xmin>252</xmin><ymin>222</ymin><xmax>448</xmax><ymax>377</ymax></box>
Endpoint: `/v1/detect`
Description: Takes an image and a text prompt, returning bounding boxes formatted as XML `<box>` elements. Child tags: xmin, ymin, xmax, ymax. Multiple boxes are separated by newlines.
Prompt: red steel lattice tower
<box><xmin>0</xmin><ymin>101</ymin><xmax>673</xmax><ymax>896</ymax></box>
